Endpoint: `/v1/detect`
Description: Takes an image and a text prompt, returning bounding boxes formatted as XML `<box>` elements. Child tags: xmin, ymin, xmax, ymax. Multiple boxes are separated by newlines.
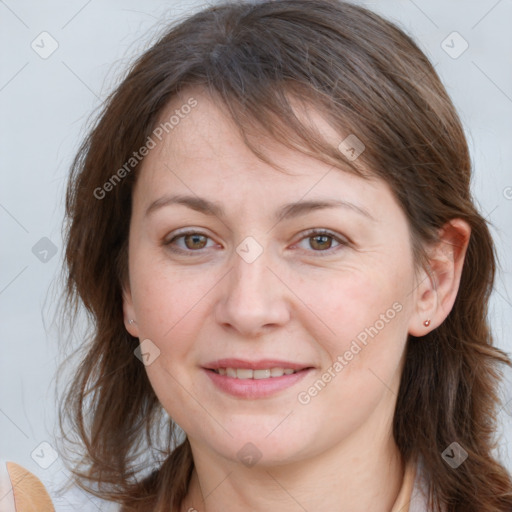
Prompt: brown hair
<box><xmin>58</xmin><ymin>1</ymin><xmax>512</xmax><ymax>511</ymax></box>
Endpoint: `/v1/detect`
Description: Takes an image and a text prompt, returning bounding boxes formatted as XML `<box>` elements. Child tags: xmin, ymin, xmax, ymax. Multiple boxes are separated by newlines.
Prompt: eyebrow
<box><xmin>144</xmin><ymin>194</ymin><xmax>376</xmax><ymax>222</ymax></box>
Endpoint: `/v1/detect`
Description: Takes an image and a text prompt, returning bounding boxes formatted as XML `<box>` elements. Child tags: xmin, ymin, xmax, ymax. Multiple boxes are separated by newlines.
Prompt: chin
<box><xmin>197</xmin><ymin>420</ymin><xmax>317</xmax><ymax>468</ymax></box>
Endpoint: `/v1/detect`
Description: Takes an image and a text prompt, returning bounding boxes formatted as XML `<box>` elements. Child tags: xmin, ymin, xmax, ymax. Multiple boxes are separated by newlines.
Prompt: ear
<box><xmin>408</xmin><ymin>218</ymin><xmax>471</xmax><ymax>336</ymax></box>
<box><xmin>122</xmin><ymin>281</ymin><xmax>139</xmax><ymax>338</ymax></box>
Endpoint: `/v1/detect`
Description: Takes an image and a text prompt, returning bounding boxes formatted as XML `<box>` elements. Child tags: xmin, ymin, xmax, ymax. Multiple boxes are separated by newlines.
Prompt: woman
<box><xmin>7</xmin><ymin>0</ymin><xmax>511</xmax><ymax>511</ymax></box>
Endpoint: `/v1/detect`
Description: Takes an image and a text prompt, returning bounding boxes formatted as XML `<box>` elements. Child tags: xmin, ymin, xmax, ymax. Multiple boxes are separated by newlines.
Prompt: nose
<box><xmin>214</xmin><ymin>244</ymin><xmax>291</xmax><ymax>337</ymax></box>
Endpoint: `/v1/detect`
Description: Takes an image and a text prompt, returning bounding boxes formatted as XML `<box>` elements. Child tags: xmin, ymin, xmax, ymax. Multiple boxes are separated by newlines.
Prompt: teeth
<box><xmin>253</xmin><ymin>369</ymin><xmax>271</xmax><ymax>379</ymax></box>
<box><xmin>213</xmin><ymin>367</ymin><xmax>299</xmax><ymax>379</ymax></box>
<box><xmin>270</xmin><ymin>367</ymin><xmax>284</xmax><ymax>377</ymax></box>
<box><xmin>236</xmin><ymin>368</ymin><xmax>253</xmax><ymax>379</ymax></box>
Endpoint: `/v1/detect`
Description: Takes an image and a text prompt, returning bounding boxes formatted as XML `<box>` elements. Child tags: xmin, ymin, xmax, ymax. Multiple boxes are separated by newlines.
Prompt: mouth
<box><xmin>209</xmin><ymin>367</ymin><xmax>302</xmax><ymax>379</ymax></box>
<box><xmin>202</xmin><ymin>358</ymin><xmax>314</xmax><ymax>398</ymax></box>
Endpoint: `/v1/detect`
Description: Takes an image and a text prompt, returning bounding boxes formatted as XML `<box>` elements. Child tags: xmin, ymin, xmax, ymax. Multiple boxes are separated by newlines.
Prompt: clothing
<box><xmin>0</xmin><ymin>461</ymin><xmax>54</xmax><ymax>512</ymax></box>
<box><xmin>0</xmin><ymin>459</ymin><xmax>119</xmax><ymax>511</ymax></box>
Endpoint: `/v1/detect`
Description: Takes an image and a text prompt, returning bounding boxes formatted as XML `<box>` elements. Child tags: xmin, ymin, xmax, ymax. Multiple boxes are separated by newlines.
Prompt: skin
<box><xmin>123</xmin><ymin>87</ymin><xmax>471</xmax><ymax>512</ymax></box>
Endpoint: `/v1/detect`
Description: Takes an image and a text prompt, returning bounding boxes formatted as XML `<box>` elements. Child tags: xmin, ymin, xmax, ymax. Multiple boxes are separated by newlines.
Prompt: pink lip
<box><xmin>202</xmin><ymin>359</ymin><xmax>314</xmax><ymax>399</ymax></box>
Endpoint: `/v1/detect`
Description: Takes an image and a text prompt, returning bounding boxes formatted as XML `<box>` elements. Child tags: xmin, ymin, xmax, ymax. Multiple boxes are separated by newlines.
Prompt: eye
<box><xmin>164</xmin><ymin>230</ymin><xmax>216</xmax><ymax>254</ymax></box>
<box><xmin>164</xmin><ymin>228</ymin><xmax>349</xmax><ymax>257</ymax></box>
<box><xmin>294</xmin><ymin>229</ymin><xmax>348</xmax><ymax>255</ymax></box>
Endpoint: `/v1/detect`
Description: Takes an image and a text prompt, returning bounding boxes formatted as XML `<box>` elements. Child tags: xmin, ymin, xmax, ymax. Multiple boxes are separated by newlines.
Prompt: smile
<box><xmin>212</xmin><ymin>368</ymin><xmax>298</xmax><ymax>379</ymax></box>
<box><xmin>202</xmin><ymin>359</ymin><xmax>314</xmax><ymax>399</ymax></box>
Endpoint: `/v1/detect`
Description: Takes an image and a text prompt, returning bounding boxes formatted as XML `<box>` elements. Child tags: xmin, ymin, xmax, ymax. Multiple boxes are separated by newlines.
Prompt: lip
<box><xmin>202</xmin><ymin>358</ymin><xmax>314</xmax><ymax>399</ymax></box>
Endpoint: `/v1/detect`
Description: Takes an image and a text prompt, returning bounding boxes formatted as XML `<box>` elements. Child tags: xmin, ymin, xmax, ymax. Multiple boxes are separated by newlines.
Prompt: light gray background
<box><xmin>1</xmin><ymin>0</ymin><xmax>511</xmax><ymax>509</ymax></box>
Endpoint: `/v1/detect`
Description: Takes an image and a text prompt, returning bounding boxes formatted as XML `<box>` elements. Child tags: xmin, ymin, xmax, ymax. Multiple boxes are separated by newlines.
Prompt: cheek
<box><xmin>129</xmin><ymin>246</ymin><xmax>220</xmax><ymax>343</ymax></box>
<box><xmin>295</xmin><ymin>265</ymin><xmax>409</xmax><ymax>408</ymax></box>
<box><xmin>292</xmin><ymin>264</ymin><xmax>406</xmax><ymax>356</ymax></box>
<box><xmin>128</xmin><ymin>257</ymin><xmax>216</xmax><ymax>425</ymax></box>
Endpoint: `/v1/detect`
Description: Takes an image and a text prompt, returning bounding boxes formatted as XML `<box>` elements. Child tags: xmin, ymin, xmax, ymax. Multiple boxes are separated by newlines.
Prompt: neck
<box><xmin>180</xmin><ymin>423</ymin><xmax>404</xmax><ymax>512</ymax></box>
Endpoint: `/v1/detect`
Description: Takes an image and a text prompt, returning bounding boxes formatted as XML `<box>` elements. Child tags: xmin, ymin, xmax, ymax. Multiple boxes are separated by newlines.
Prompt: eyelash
<box><xmin>164</xmin><ymin>229</ymin><xmax>349</xmax><ymax>257</ymax></box>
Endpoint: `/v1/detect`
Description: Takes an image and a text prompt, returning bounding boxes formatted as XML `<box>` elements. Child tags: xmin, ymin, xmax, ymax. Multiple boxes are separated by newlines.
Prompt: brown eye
<box><xmin>165</xmin><ymin>231</ymin><xmax>215</xmax><ymax>255</ymax></box>
<box><xmin>182</xmin><ymin>233</ymin><xmax>208</xmax><ymax>250</ymax></box>
<box><xmin>295</xmin><ymin>229</ymin><xmax>348</xmax><ymax>256</ymax></box>
<box><xmin>309</xmin><ymin>234</ymin><xmax>335</xmax><ymax>251</ymax></box>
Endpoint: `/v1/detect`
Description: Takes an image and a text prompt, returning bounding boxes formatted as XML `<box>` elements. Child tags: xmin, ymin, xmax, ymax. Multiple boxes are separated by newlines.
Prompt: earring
<box><xmin>128</xmin><ymin>319</ymin><xmax>136</xmax><ymax>325</ymax></box>
<box><xmin>423</xmin><ymin>319</ymin><xmax>431</xmax><ymax>327</ymax></box>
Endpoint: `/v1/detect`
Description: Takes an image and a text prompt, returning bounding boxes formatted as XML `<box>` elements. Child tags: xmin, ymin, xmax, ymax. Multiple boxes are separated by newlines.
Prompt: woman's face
<box><xmin>123</xmin><ymin>88</ymin><xmax>422</xmax><ymax>466</ymax></box>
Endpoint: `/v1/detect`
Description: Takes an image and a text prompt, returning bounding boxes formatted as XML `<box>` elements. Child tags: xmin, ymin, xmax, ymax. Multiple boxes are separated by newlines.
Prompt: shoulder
<box><xmin>0</xmin><ymin>459</ymin><xmax>55</xmax><ymax>511</ymax></box>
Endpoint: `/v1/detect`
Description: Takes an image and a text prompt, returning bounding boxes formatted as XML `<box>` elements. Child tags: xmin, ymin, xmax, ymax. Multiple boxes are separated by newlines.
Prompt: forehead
<box><xmin>142</xmin><ymin>88</ymin><xmax>353</xmax><ymax>175</ymax></box>
<box><xmin>132</xmin><ymin>87</ymin><xmax>398</xmax><ymax>222</ymax></box>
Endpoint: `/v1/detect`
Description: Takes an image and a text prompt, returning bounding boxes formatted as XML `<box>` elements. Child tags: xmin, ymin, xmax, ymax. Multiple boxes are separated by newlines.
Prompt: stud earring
<box><xmin>128</xmin><ymin>319</ymin><xmax>136</xmax><ymax>325</ymax></box>
<box><xmin>423</xmin><ymin>319</ymin><xmax>431</xmax><ymax>327</ymax></box>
